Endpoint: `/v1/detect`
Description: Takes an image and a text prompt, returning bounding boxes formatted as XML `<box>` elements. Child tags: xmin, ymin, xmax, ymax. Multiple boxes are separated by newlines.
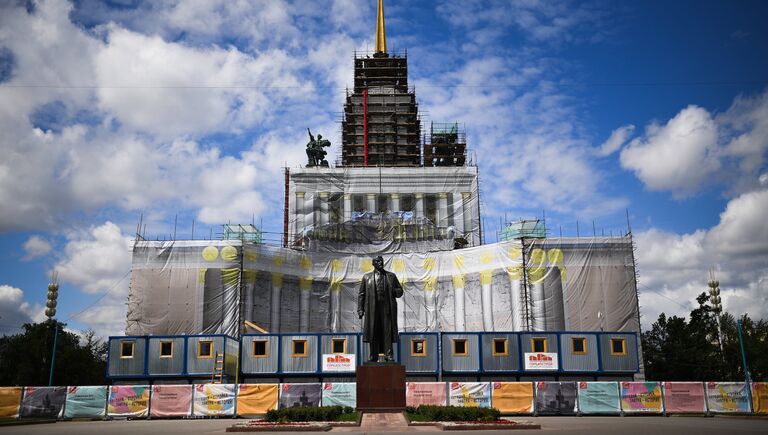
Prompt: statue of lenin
<box><xmin>358</xmin><ymin>256</ymin><xmax>403</xmax><ymax>362</ymax></box>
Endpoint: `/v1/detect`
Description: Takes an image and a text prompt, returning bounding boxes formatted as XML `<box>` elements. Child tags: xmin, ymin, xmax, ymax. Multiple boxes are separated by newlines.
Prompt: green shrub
<box><xmin>407</xmin><ymin>405</ymin><xmax>500</xmax><ymax>422</ymax></box>
<box><xmin>265</xmin><ymin>406</ymin><xmax>356</xmax><ymax>422</ymax></box>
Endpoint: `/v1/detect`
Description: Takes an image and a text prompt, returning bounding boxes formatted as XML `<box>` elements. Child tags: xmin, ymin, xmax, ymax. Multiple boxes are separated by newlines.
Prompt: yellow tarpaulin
<box><xmin>491</xmin><ymin>382</ymin><xmax>533</xmax><ymax>414</ymax></box>
<box><xmin>0</xmin><ymin>387</ymin><xmax>22</xmax><ymax>419</ymax></box>
<box><xmin>236</xmin><ymin>384</ymin><xmax>278</xmax><ymax>416</ymax></box>
<box><xmin>752</xmin><ymin>383</ymin><xmax>768</xmax><ymax>414</ymax></box>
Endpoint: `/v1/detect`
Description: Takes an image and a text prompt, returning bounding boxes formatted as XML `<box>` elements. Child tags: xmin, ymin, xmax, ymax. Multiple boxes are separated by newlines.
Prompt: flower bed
<box><xmin>226</xmin><ymin>421</ymin><xmax>332</xmax><ymax>432</ymax></box>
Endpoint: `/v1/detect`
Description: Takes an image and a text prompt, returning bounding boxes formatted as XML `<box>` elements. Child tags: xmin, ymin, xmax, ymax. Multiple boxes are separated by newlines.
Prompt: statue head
<box><xmin>317</xmin><ymin>134</ymin><xmax>323</xmax><ymax>140</ymax></box>
<box><xmin>373</xmin><ymin>256</ymin><xmax>384</xmax><ymax>271</ymax></box>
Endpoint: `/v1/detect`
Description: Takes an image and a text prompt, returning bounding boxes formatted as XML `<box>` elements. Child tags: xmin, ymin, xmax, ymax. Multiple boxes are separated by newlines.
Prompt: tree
<box><xmin>0</xmin><ymin>321</ymin><xmax>107</xmax><ymax>386</ymax></box>
<box><xmin>642</xmin><ymin>292</ymin><xmax>768</xmax><ymax>381</ymax></box>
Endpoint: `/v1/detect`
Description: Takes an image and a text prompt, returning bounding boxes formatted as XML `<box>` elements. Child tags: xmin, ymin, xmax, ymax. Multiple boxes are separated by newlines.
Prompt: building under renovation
<box><xmin>110</xmin><ymin>0</ymin><xmax>643</xmax><ymax>384</ymax></box>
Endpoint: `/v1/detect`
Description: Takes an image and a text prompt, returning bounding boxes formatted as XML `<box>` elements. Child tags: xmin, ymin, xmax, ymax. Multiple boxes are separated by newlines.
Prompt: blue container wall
<box><xmin>186</xmin><ymin>336</ymin><xmax>226</xmax><ymax>375</ymax></box>
<box><xmin>481</xmin><ymin>333</ymin><xmax>521</xmax><ymax>372</ymax></box>
<box><xmin>281</xmin><ymin>335</ymin><xmax>318</xmax><ymax>373</ymax></box>
<box><xmin>108</xmin><ymin>337</ymin><xmax>146</xmax><ymax>377</ymax></box>
<box><xmin>599</xmin><ymin>333</ymin><xmax>639</xmax><ymax>372</ymax></box>
<box><xmin>399</xmin><ymin>333</ymin><xmax>438</xmax><ymax>373</ymax></box>
<box><xmin>559</xmin><ymin>333</ymin><xmax>599</xmax><ymax>372</ymax></box>
<box><xmin>441</xmin><ymin>334</ymin><xmax>480</xmax><ymax>372</ymax></box>
<box><xmin>147</xmin><ymin>337</ymin><xmax>185</xmax><ymax>376</ymax></box>
<box><xmin>241</xmin><ymin>335</ymin><xmax>280</xmax><ymax>374</ymax></box>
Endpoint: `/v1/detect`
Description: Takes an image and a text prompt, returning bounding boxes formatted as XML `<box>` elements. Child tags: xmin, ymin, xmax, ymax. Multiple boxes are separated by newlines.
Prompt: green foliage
<box><xmin>265</xmin><ymin>406</ymin><xmax>356</xmax><ymax>422</ymax></box>
<box><xmin>642</xmin><ymin>292</ymin><xmax>768</xmax><ymax>381</ymax></box>
<box><xmin>0</xmin><ymin>321</ymin><xmax>107</xmax><ymax>386</ymax></box>
<box><xmin>406</xmin><ymin>405</ymin><xmax>500</xmax><ymax>422</ymax></box>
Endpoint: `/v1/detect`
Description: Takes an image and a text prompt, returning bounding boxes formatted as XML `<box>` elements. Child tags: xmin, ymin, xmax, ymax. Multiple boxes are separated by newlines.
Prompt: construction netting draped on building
<box><xmin>126</xmin><ymin>237</ymin><xmax>640</xmax><ymax>337</ymax></box>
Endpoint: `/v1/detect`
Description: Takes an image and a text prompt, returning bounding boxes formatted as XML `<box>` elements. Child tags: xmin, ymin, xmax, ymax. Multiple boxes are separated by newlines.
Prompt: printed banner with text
<box><xmin>491</xmin><ymin>382</ymin><xmax>534</xmax><ymax>414</ymax></box>
<box><xmin>406</xmin><ymin>382</ymin><xmax>447</xmax><ymax>407</ymax></box>
<box><xmin>662</xmin><ymin>382</ymin><xmax>706</xmax><ymax>414</ymax></box>
<box><xmin>193</xmin><ymin>384</ymin><xmax>235</xmax><ymax>417</ymax></box>
<box><xmin>237</xmin><ymin>384</ymin><xmax>279</xmax><ymax>416</ymax></box>
<box><xmin>705</xmin><ymin>382</ymin><xmax>750</xmax><ymax>413</ymax></box>
<box><xmin>620</xmin><ymin>382</ymin><xmax>663</xmax><ymax>414</ymax></box>
<box><xmin>0</xmin><ymin>387</ymin><xmax>22</xmax><ymax>419</ymax></box>
<box><xmin>577</xmin><ymin>382</ymin><xmax>620</xmax><ymax>414</ymax></box>
<box><xmin>150</xmin><ymin>385</ymin><xmax>193</xmax><ymax>417</ymax></box>
<box><xmin>448</xmin><ymin>382</ymin><xmax>491</xmax><ymax>408</ymax></box>
<box><xmin>107</xmin><ymin>385</ymin><xmax>149</xmax><ymax>418</ymax></box>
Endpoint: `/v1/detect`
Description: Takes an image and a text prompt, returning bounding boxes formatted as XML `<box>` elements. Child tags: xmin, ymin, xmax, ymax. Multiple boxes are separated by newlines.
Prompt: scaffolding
<box><xmin>500</xmin><ymin>220</ymin><xmax>547</xmax><ymax>241</ymax></box>
<box><xmin>424</xmin><ymin>122</ymin><xmax>467</xmax><ymax>167</ymax></box>
<box><xmin>341</xmin><ymin>51</ymin><xmax>422</xmax><ymax>167</ymax></box>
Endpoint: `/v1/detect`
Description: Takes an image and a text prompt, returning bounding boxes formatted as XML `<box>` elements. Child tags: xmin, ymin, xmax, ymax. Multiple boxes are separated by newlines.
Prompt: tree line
<box><xmin>642</xmin><ymin>292</ymin><xmax>767</xmax><ymax>381</ymax></box>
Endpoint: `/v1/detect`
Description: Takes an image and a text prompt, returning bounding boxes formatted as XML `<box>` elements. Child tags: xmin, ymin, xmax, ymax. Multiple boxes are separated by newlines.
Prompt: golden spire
<box><xmin>375</xmin><ymin>0</ymin><xmax>387</xmax><ymax>55</ymax></box>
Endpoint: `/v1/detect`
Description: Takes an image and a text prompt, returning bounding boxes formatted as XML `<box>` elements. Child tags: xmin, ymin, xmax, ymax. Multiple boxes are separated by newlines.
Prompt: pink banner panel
<box><xmin>150</xmin><ymin>385</ymin><xmax>193</xmax><ymax>418</ymax></box>
<box><xmin>406</xmin><ymin>382</ymin><xmax>447</xmax><ymax>407</ymax></box>
<box><xmin>662</xmin><ymin>382</ymin><xmax>706</xmax><ymax>413</ymax></box>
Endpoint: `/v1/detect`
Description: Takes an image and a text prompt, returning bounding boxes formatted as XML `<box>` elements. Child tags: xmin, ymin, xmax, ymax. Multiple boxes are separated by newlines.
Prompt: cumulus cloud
<box><xmin>597</xmin><ymin>124</ymin><xmax>635</xmax><ymax>156</ymax></box>
<box><xmin>22</xmin><ymin>235</ymin><xmax>52</xmax><ymax>260</ymax></box>
<box><xmin>620</xmin><ymin>89</ymin><xmax>768</xmax><ymax>197</ymax></box>
<box><xmin>0</xmin><ymin>284</ymin><xmax>37</xmax><ymax>334</ymax></box>
<box><xmin>635</xmin><ymin>187</ymin><xmax>768</xmax><ymax>327</ymax></box>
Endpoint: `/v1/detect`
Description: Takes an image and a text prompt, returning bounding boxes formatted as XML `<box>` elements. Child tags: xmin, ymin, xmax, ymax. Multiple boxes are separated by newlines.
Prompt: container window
<box><xmin>452</xmin><ymin>339</ymin><xmax>468</xmax><ymax>356</ymax></box>
<box><xmin>610</xmin><ymin>338</ymin><xmax>627</xmax><ymax>356</ymax></box>
<box><xmin>292</xmin><ymin>339</ymin><xmax>308</xmax><ymax>357</ymax></box>
<box><xmin>331</xmin><ymin>338</ymin><xmax>347</xmax><ymax>354</ymax></box>
<box><xmin>571</xmin><ymin>337</ymin><xmax>587</xmax><ymax>355</ymax></box>
<box><xmin>198</xmin><ymin>340</ymin><xmax>213</xmax><ymax>358</ymax></box>
<box><xmin>253</xmin><ymin>340</ymin><xmax>268</xmax><ymax>358</ymax></box>
<box><xmin>120</xmin><ymin>341</ymin><xmax>134</xmax><ymax>359</ymax></box>
<box><xmin>159</xmin><ymin>341</ymin><xmax>173</xmax><ymax>358</ymax></box>
<box><xmin>531</xmin><ymin>337</ymin><xmax>547</xmax><ymax>353</ymax></box>
<box><xmin>411</xmin><ymin>338</ymin><xmax>427</xmax><ymax>356</ymax></box>
<box><xmin>492</xmin><ymin>338</ymin><xmax>508</xmax><ymax>356</ymax></box>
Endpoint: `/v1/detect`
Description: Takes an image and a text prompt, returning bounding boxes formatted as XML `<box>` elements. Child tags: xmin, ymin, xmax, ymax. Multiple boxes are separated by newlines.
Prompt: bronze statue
<box><xmin>358</xmin><ymin>255</ymin><xmax>403</xmax><ymax>362</ymax></box>
<box><xmin>306</xmin><ymin>128</ymin><xmax>331</xmax><ymax>167</ymax></box>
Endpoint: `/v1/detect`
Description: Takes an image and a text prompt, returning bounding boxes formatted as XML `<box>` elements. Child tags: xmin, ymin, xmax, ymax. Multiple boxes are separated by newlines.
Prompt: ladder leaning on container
<box><xmin>211</xmin><ymin>352</ymin><xmax>225</xmax><ymax>384</ymax></box>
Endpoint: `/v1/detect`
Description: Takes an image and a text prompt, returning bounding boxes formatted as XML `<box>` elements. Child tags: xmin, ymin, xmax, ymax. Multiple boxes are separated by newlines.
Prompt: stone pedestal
<box><xmin>356</xmin><ymin>363</ymin><xmax>406</xmax><ymax>412</ymax></box>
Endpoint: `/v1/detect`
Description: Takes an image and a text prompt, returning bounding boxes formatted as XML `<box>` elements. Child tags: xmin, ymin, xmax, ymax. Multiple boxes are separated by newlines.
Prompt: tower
<box><xmin>341</xmin><ymin>0</ymin><xmax>421</xmax><ymax>166</ymax></box>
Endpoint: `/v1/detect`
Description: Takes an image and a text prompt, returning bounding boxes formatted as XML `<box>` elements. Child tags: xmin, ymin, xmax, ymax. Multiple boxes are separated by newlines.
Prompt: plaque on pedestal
<box><xmin>356</xmin><ymin>363</ymin><xmax>406</xmax><ymax>411</ymax></box>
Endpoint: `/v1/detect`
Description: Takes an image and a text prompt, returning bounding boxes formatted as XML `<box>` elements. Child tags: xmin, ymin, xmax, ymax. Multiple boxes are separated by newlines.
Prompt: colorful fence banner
<box><xmin>150</xmin><ymin>385</ymin><xmax>193</xmax><ymax>418</ymax></box>
<box><xmin>63</xmin><ymin>386</ymin><xmax>107</xmax><ymax>419</ymax></box>
<box><xmin>448</xmin><ymin>382</ymin><xmax>491</xmax><ymax>408</ymax></box>
<box><xmin>20</xmin><ymin>387</ymin><xmax>66</xmax><ymax>419</ymax></box>
<box><xmin>534</xmin><ymin>382</ymin><xmax>577</xmax><ymax>415</ymax></box>
<box><xmin>237</xmin><ymin>384</ymin><xmax>279</xmax><ymax>416</ymax></box>
<box><xmin>193</xmin><ymin>384</ymin><xmax>235</xmax><ymax>417</ymax></box>
<box><xmin>752</xmin><ymin>383</ymin><xmax>768</xmax><ymax>415</ymax></box>
<box><xmin>620</xmin><ymin>382</ymin><xmax>662</xmax><ymax>414</ymax></box>
<box><xmin>107</xmin><ymin>385</ymin><xmax>149</xmax><ymax>418</ymax></box>
<box><xmin>662</xmin><ymin>382</ymin><xmax>706</xmax><ymax>413</ymax></box>
<box><xmin>406</xmin><ymin>382</ymin><xmax>447</xmax><ymax>407</ymax></box>
<box><xmin>0</xmin><ymin>387</ymin><xmax>22</xmax><ymax>419</ymax></box>
<box><xmin>491</xmin><ymin>382</ymin><xmax>534</xmax><ymax>414</ymax></box>
<box><xmin>577</xmin><ymin>382</ymin><xmax>620</xmax><ymax>414</ymax></box>
<box><xmin>279</xmin><ymin>384</ymin><xmax>322</xmax><ymax>408</ymax></box>
<box><xmin>705</xmin><ymin>382</ymin><xmax>750</xmax><ymax>413</ymax></box>
<box><xmin>321</xmin><ymin>383</ymin><xmax>356</xmax><ymax>408</ymax></box>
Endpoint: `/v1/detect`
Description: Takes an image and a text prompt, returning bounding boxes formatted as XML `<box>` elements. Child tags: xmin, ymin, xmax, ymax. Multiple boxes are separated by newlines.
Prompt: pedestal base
<box><xmin>356</xmin><ymin>363</ymin><xmax>406</xmax><ymax>412</ymax></box>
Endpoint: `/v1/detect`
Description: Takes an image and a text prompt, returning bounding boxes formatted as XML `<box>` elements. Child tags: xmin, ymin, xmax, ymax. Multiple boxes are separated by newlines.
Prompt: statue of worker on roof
<box><xmin>306</xmin><ymin>128</ymin><xmax>331</xmax><ymax>167</ymax></box>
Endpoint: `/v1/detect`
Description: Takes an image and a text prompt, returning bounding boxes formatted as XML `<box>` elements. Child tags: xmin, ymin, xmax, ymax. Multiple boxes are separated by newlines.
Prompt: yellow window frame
<box><xmin>292</xmin><ymin>339</ymin><xmax>308</xmax><ymax>357</ymax></box>
<box><xmin>411</xmin><ymin>338</ymin><xmax>427</xmax><ymax>357</ymax></box>
<box><xmin>159</xmin><ymin>340</ymin><xmax>174</xmax><ymax>358</ymax></box>
<box><xmin>452</xmin><ymin>338</ymin><xmax>469</xmax><ymax>356</ymax></box>
<box><xmin>531</xmin><ymin>337</ymin><xmax>548</xmax><ymax>353</ymax></box>
<box><xmin>571</xmin><ymin>337</ymin><xmax>587</xmax><ymax>355</ymax></box>
<box><xmin>610</xmin><ymin>338</ymin><xmax>627</xmax><ymax>356</ymax></box>
<box><xmin>331</xmin><ymin>338</ymin><xmax>347</xmax><ymax>354</ymax></box>
<box><xmin>252</xmin><ymin>340</ymin><xmax>269</xmax><ymax>358</ymax></box>
<box><xmin>197</xmin><ymin>340</ymin><xmax>213</xmax><ymax>359</ymax></box>
<box><xmin>492</xmin><ymin>338</ymin><xmax>509</xmax><ymax>356</ymax></box>
<box><xmin>120</xmin><ymin>340</ymin><xmax>135</xmax><ymax>359</ymax></box>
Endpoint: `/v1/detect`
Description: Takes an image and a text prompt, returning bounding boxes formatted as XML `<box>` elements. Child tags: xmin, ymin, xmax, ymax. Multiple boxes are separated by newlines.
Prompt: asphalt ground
<box><xmin>0</xmin><ymin>416</ymin><xmax>767</xmax><ymax>434</ymax></box>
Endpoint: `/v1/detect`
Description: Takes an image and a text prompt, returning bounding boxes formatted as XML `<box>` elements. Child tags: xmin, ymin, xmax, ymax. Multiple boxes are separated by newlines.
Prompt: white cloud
<box><xmin>22</xmin><ymin>235</ymin><xmax>52</xmax><ymax>260</ymax></box>
<box><xmin>620</xmin><ymin>89</ymin><xmax>768</xmax><ymax>197</ymax></box>
<box><xmin>55</xmin><ymin>222</ymin><xmax>132</xmax><ymax>294</ymax></box>
<box><xmin>635</xmin><ymin>187</ymin><xmax>768</xmax><ymax>327</ymax></box>
<box><xmin>620</xmin><ymin>106</ymin><xmax>720</xmax><ymax>197</ymax></box>
<box><xmin>0</xmin><ymin>284</ymin><xmax>38</xmax><ymax>334</ymax></box>
<box><xmin>597</xmin><ymin>124</ymin><xmax>634</xmax><ymax>156</ymax></box>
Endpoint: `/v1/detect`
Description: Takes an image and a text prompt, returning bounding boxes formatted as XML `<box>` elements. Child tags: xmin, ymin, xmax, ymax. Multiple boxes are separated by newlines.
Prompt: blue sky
<box><xmin>0</xmin><ymin>0</ymin><xmax>766</xmax><ymax>338</ymax></box>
